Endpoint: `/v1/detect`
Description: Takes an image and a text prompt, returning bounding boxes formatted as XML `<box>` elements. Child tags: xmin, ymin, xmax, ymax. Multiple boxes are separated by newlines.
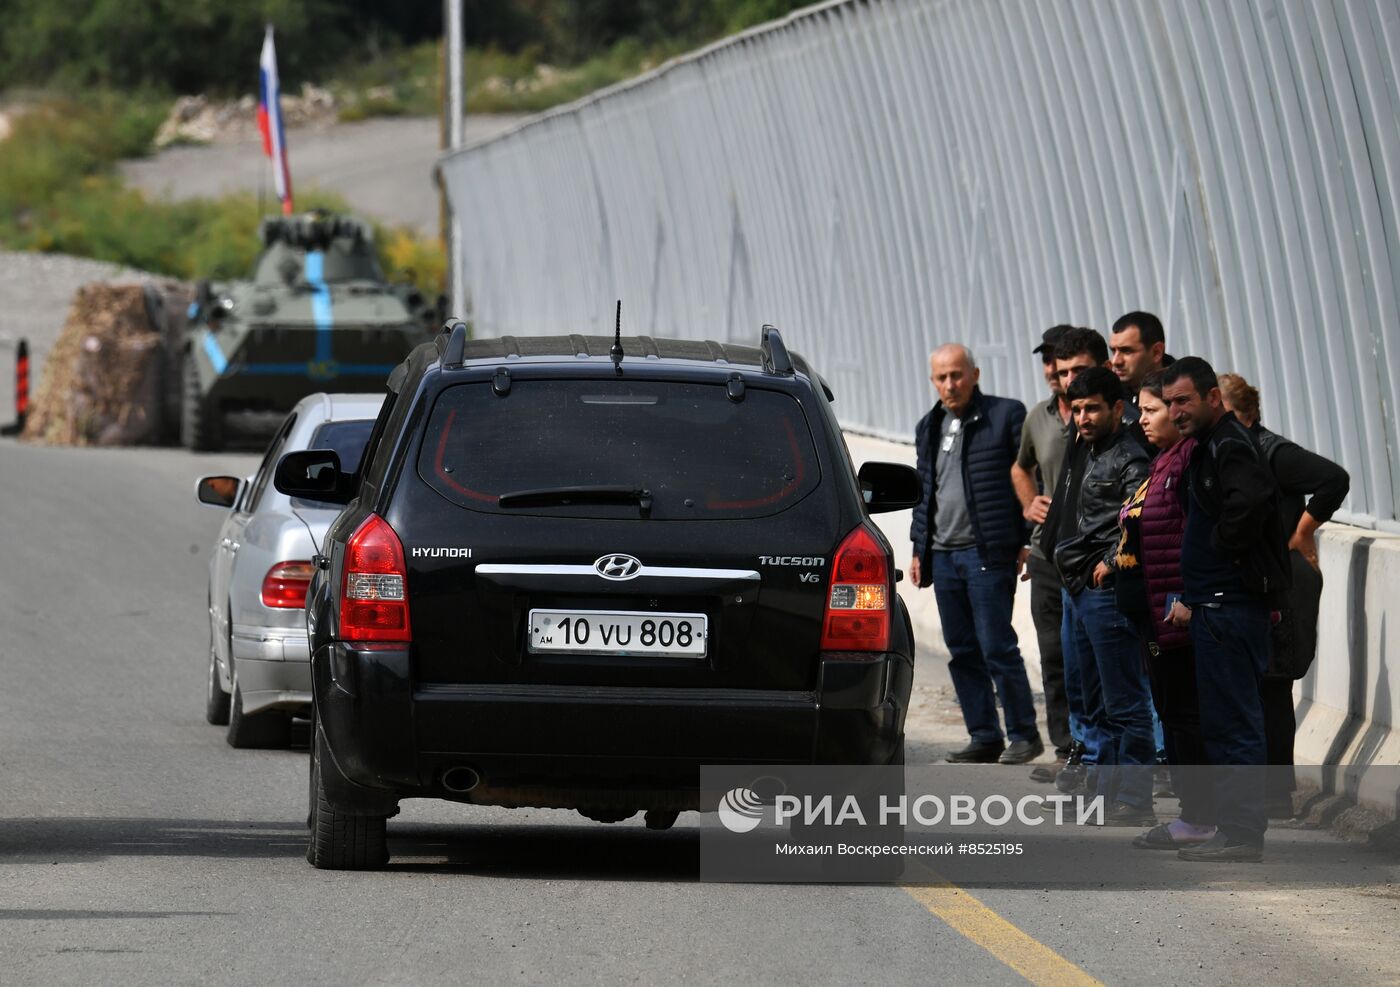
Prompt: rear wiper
<box><xmin>497</xmin><ymin>485</ymin><xmax>653</xmax><ymax>518</ymax></box>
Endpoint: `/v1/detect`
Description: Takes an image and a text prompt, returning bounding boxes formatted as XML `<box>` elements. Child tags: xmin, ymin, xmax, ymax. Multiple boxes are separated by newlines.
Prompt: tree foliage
<box><xmin>0</xmin><ymin>0</ymin><xmax>812</xmax><ymax>94</ymax></box>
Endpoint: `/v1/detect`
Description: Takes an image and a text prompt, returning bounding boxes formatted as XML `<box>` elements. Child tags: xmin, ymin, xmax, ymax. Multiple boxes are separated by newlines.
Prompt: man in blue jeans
<box><xmin>1048</xmin><ymin>368</ymin><xmax>1154</xmax><ymax>824</ymax></box>
<box><xmin>1164</xmin><ymin>357</ymin><xmax>1290</xmax><ymax>862</ymax></box>
<box><xmin>911</xmin><ymin>343</ymin><xmax>1042</xmax><ymax>764</ymax></box>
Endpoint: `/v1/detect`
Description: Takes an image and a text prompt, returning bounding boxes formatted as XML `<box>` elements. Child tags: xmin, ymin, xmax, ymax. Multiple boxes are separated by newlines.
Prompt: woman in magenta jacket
<box><xmin>1114</xmin><ymin>370</ymin><xmax>1217</xmax><ymax>849</ymax></box>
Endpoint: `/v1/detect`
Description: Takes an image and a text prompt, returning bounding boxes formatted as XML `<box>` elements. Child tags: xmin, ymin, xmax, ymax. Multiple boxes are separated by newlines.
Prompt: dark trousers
<box><xmin>1261</xmin><ymin>676</ymin><xmax>1298</xmax><ymax>812</ymax></box>
<box><xmin>1146</xmin><ymin>644</ymin><xmax>1215</xmax><ymax>826</ymax></box>
<box><xmin>1064</xmin><ymin>586</ymin><xmax>1156</xmax><ymax>808</ymax></box>
<box><xmin>932</xmin><ymin>548</ymin><xmax>1039</xmax><ymax>745</ymax></box>
<box><xmin>1028</xmin><ymin>554</ymin><xmax>1072</xmax><ymax>756</ymax></box>
<box><xmin>1059</xmin><ymin>589</ymin><xmax>1094</xmax><ymax>766</ymax></box>
<box><xmin>1191</xmin><ymin>602</ymin><xmax>1271</xmax><ymax>844</ymax></box>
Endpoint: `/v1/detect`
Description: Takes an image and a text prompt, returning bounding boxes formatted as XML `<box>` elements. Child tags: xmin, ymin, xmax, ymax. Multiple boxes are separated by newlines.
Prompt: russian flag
<box><xmin>257</xmin><ymin>25</ymin><xmax>294</xmax><ymax>215</ymax></box>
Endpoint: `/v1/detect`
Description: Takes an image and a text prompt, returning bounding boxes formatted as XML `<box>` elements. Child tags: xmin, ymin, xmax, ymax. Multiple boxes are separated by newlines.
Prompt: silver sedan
<box><xmin>195</xmin><ymin>392</ymin><xmax>384</xmax><ymax>747</ymax></box>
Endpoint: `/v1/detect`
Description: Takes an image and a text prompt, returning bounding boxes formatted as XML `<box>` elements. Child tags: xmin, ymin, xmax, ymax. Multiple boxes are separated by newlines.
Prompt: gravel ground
<box><xmin>0</xmin><ymin>252</ymin><xmax>157</xmax><ymax>423</ymax></box>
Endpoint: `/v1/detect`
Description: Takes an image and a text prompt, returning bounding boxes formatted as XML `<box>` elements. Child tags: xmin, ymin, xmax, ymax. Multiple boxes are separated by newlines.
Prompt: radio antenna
<box><xmin>611</xmin><ymin>299</ymin><xmax>624</xmax><ymax>374</ymax></box>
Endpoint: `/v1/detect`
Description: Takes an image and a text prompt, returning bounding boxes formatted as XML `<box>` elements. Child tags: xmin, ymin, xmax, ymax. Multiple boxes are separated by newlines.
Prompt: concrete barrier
<box><xmin>1295</xmin><ymin>526</ymin><xmax>1400</xmax><ymax>822</ymax></box>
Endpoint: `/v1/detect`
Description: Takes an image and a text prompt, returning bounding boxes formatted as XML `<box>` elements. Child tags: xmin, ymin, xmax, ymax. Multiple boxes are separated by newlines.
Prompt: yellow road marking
<box><xmin>904</xmin><ymin>871</ymin><xmax>1103</xmax><ymax>986</ymax></box>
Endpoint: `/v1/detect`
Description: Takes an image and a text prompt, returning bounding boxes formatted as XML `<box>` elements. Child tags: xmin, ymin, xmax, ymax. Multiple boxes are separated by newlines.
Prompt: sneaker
<box><xmin>1054</xmin><ymin>763</ymin><xmax>1086</xmax><ymax>794</ymax></box>
<box><xmin>1089</xmin><ymin>800</ymin><xmax>1158</xmax><ymax>827</ymax></box>
<box><xmin>1029</xmin><ymin>758</ymin><xmax>1066</xmax><ymax>784</ymax></box>
<box><xmin>944</xmin><ymin>741</ymin><xmax>1005</xmax><ymax>764</ymax></box>
<box><xmin>998</xmin><ymin>737</ymin><xmax>1045</xmax><ymax>765</ymax></box>
<box><xmin>1176</xmin><ymin>832</ymin><xmax>1263</xmax><ymax>863</ymax></box>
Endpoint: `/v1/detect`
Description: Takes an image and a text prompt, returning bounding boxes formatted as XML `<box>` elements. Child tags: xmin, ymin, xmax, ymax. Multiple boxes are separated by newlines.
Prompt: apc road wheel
<box><xmin>181</xmin><ymin>354</ymin><xmax>222</xmax><ymax>451</ymax></box>
<box><xmin>204</xmin><ymin>622</ymin><xmax>230</xmax><ymax>726</ymax></box>
<box><xmin>225</xmin><ymin>662</ymin><xmax>292</xmax><ymax>749</ymax></box>
<box><xmin>308</xmin><ymin>725</ymin><xmax>389</xmax><ymax>870</ymax></box>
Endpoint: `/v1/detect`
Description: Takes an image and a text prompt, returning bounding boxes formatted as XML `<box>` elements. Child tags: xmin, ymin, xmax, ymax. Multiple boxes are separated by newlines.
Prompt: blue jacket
<box><xmin>911</xmin><ymin>388</ymin><xmax>1028</xmax><ymax>585</ymax></box>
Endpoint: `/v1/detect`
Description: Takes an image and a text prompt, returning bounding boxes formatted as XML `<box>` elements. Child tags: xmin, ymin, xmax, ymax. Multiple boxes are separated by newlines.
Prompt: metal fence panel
<box><xmin>439</xmin><ymin>0</ymin><xmax>1400</xmax><ymax>529</ymax></box>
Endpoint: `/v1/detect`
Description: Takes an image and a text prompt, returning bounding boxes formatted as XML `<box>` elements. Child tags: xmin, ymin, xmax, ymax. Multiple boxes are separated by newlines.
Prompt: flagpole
<box><xmin>445</xmin><ymin>0</ymin><xmax>465</xmax><ymax>319</ymax></box>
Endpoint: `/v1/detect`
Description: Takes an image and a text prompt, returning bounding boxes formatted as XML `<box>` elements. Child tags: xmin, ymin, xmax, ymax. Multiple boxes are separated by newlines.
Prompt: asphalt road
<box><xmin>2</xmin><ymin>439</ymin><xmax>1399</xmax><ymax>985</ymax></box>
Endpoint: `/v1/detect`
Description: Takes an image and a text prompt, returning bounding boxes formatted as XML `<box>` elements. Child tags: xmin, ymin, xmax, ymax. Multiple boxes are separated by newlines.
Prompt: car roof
<box><xmin>289</xmin><ymin>391</ymin><xmax>387</xmax><ymax>423</ymax></box>
<box><xmin>441</xmin><ymin>334</ymin><xmax>816</xmax><ymax>378</ymax></box>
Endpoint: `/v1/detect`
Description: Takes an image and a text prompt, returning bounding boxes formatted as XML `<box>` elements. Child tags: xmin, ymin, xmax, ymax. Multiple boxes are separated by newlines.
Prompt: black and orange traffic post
<box><xmin>1</xmin><ymin>338</ymin><xmax>28</xmax><ymax>436</ymax></box>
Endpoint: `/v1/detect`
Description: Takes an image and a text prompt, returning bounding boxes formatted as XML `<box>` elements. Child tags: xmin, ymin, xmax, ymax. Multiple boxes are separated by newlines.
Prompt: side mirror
<box><xmin>274</xmin><ymin>449</ymin><xmax>352</xmax><ymax>504</ymax></box>
<box><xmin>857</xmin><ymin>462</ymin><xmax>921</xmax><ymax>514</ymax></box>
<box><xmin>196</xmin><ymin>474</ymin><xmax>243</xmax><ymax>509</ymax></box>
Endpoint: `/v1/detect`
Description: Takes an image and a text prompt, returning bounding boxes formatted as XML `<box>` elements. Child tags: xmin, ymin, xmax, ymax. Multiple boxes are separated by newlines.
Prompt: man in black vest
<box><xmin>912</xmin><ymin>344</ymin><xmax>1041</xmax><ymax>764</ymax></box>
<box><xmin>1163</xmin><ymin>357</ymin><xmax>1290</xmax><ymax>861</ymax></box>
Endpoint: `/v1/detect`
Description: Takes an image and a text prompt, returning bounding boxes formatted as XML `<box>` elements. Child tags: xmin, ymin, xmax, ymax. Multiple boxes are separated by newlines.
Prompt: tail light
<box><xmin>261</xmin><ymin>561</ymin><xmax>315</xmax><ymax>609</ymax></box>
<box><xmin>820</xmin><ymin>524</ymin><xmax>891</xmax><ymax>652</ymax></box>
<box><xmin>340</xmin><ymin>514</ymin><xmax>410</xmax><ymax>643</ymax></box>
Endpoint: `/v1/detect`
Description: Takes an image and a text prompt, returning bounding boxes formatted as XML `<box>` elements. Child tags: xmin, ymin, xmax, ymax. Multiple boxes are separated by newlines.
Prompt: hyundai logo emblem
<box><xmin>595</xmin><ymin>554</ymin><xmax>642</xmax><ymax>580</ymax></box>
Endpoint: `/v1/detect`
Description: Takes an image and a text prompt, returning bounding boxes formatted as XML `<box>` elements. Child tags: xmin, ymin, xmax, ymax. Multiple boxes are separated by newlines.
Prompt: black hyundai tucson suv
<box><xmin>275</xmin><ymin>323</ymin><xmax>920</xmax><ymax>869</ymax></box>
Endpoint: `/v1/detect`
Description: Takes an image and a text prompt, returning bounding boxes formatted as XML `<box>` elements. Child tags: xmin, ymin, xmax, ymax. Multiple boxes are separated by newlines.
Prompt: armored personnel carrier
<box><xmin>173</xmin><ymin>212</ymin><xmax>441</xmax><ymax>450</ymax></box>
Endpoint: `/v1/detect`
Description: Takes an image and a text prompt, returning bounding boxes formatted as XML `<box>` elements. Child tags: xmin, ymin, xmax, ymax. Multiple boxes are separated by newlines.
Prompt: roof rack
<box><xmin>439</xmin><ymin>320</ymin><xmax>469</xmax><ymax>366</ymax></box>
<box><xmin>760</xmin><ymin>324</ymin><xmax>793</xmax><ymax>375</ymax></box>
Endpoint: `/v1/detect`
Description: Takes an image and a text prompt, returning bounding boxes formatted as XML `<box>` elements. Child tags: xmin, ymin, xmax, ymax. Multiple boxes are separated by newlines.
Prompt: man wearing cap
<box><xmin>1010</xmin><ymin>326</ymin><xmax>1077</xmax><ymax>779</ymax></box>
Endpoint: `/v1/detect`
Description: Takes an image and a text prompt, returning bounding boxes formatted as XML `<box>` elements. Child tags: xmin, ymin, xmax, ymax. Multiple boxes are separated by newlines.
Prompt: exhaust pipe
<box><xmin>441</xmin><ymin>766</ymin><xmax>481</xmax><ymax>794</ymax></box>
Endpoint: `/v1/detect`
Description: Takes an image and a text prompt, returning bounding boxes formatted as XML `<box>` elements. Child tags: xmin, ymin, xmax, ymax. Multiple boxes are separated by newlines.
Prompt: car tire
<box><xmin>204</xmin><ymin>621</ymin><xmax>230</xmax><ymax>726</ymax></box>
<box><xmin>306</xmin><ymin>707</ymin><xmax>318</xmax><ymax>831</ymax></box>
<box><xmin>890</xmin><ymin>735</ymin><xmax>906</xmax><ymax>766</ymax></box>
<box><xmin>181</xmin><ymin>353</ymin><xmax>222</xmax><ymax>452</ymax></box>
<box><xmin>225</xmin><ymin>661</ymin><xmax>292</xmax><ymax>749</ymax></box>
<box><xmin>308</xmin><ymin>724</ymin><xmax>389</xmax><ymax>870</ymax></box>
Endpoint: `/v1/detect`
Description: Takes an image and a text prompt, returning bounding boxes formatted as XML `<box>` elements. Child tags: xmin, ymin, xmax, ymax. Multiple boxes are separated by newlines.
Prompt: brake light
<box><xmin>820</xmin><ymin>524</ymin><xmax>890</xmax><ymax>652</ymax></box>
<box><xmin>340</xmin><ymin>514</ymin><xmax>410</xmax><ymax>643</ymax></box>
<box><xmin>261</xmin><ymin>561</ymin><xmax>315</xmax><ymax>609</ymax></box>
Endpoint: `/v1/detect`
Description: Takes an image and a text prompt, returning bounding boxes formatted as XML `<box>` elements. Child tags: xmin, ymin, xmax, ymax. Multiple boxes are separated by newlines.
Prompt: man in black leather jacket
<box><xmin>1046</xmin><ymin>368</ymin><xmax>1155</xmax><ymax>825</ymax></box>
<box><xmin>1163</xmin><ymin>357</ymin><xmax>1290</xmax><ymax>862</ymax></box>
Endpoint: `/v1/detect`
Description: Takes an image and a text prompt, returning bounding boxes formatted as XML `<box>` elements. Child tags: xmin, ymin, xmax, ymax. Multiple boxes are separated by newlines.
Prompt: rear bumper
<box><xmin>231</xmin><ymin>626</ymin><xmax>311</xmax><ymax>715</ymax></box>
<box><xmin>235</xmin><ymin>657</ymin><xmax>312</xmax><ymax>715</ymax></box>
<box><xmin>314</xmin><ymin>643</ymin><xmax>912</xmax><ymax>810</ymax></box>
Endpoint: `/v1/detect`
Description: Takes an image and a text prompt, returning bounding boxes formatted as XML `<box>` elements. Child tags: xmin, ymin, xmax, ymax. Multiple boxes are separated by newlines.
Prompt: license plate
<box><xmin>527</xmin><ymin>609</ymin><xmax>708</xmax><ymax>658</ymax></box>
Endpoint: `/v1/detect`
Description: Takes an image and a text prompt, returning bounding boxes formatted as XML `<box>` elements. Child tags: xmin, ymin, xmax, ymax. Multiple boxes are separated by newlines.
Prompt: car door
<box><xmin>209</xmin><ymin>485</ymin><xmax>245</xmax><ymax>680</ymax></box>
<box><xmin>215</xmin><ymin>415</ymin><xmax>298</xmax><ymax>662</ymax></box>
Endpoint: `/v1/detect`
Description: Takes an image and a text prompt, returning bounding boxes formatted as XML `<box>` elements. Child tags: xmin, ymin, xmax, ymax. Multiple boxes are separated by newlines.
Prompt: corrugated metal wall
<box><xmin>439</xmin><ymin>0</ymin><xmax>1400</xmax><ymax>530</ymax></box>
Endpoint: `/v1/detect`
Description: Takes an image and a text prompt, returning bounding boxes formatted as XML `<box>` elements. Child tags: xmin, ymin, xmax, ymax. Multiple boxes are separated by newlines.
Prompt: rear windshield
<box><xmin>417</xmin><ymin>379</ymin><xmax>821</xmax><ymax>519</ymax></box>
<box><xmin>292</xmin><ymin>418</ymin><xmax>375</xmax><ymax>509</ymax></box>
